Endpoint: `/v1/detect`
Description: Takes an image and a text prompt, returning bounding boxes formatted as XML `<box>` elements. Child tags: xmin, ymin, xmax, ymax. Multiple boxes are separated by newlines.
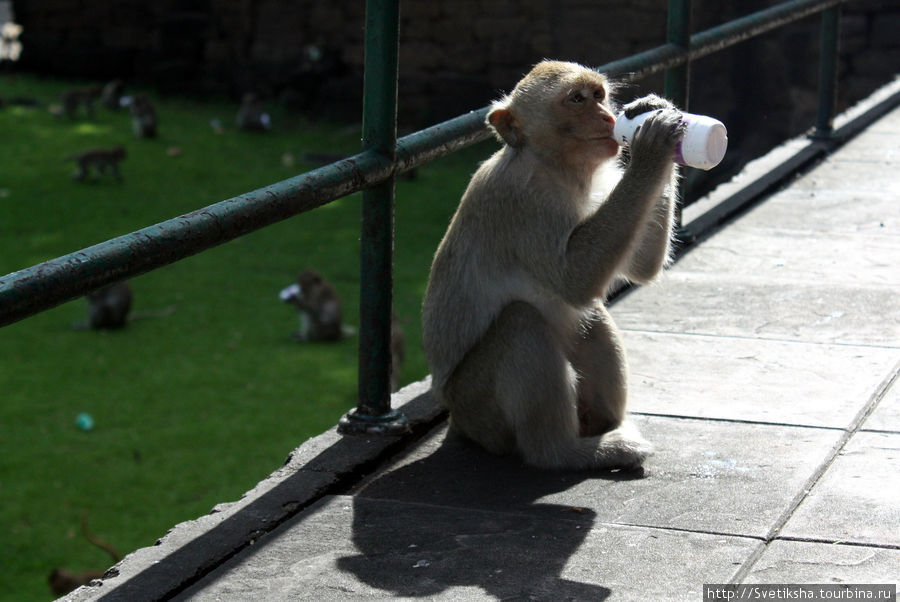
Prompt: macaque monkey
<box><xmin>235</xmin><ymin>92</ymin><xmax>271</xmax><ymax>131</ymax></box>
<box><xmin>100</xmin><ymin>79</ymin><xmax>125</xmax><ymax>110</ymax></box>
<box><xmin>280</xmin><ymin>269</ymin><xmax>344</xmax><ymax>342</ymax></box>
<box><xmin>77</xmin><ymin>281</ymin><xmax>133</xmax><ymax>330</ymax></box>
<box><xmin>130</xmin><ymin>94</ymin><xmax>158</xmax><ymax>138</ymax></box>
<box><xmin>59</xmin><ymin>86</ymin><xmax>101</xmax><ymax>119</ymax></box>
<box><xmin>279</xmin><ymin>270</ymin><xmax>406</xmax><ymax>389</ymax></box>
<box><xmin>48</xmin><ymin>515</ymin><xmax>121</xmax><ymax>596</ymax></box>
<box><xmin>422</xmin><ymin>60</ymin><xmax>683</xmax><ymax>471</ymax></box>
<box><xmin>68</xmin><ymin>146</ymin><xmax>127</xmax><ymax>182</ymax></box>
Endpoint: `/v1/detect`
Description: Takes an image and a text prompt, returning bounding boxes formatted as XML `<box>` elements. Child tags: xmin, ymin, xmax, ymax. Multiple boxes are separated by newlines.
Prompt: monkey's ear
<box><xmin>487</xmin><ymin>106</ymin><xmax>524</xmax><ymax>148</ymax></box>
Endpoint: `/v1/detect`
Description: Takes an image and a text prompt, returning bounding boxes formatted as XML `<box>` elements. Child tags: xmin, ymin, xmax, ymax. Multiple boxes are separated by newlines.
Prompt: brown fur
<box><xmin>422</xmin><ymin>60</ymin><xmax>683</xmax><ymax>470</ymax></box>
<box><xmin>281</xmin><ymin>269</ymin><xmax>345</xmax><ymax>342</ymax></box>
<box><xmin>68</xmin><ymin>146</ymin><xmax>127</xmax><ymax>182</ymax></box>
<box><xmin>235</xmin><ymin>92</ymin><xmax>269</xmax><ymax>131</ymax></box>
<box><xmin>130</xmin><ymin>94</ymin><xmax>157</xmax><ymax>138</ymax></box>
<box><xmin>60</xmin><ymin>86</ymin><xmax>101</xmax><ymax>119</ymax></box>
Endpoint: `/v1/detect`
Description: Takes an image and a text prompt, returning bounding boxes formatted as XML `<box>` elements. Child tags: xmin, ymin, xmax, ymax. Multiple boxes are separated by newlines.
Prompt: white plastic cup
<box><xmin>613</xmin><ymin>110</ymin><xmax>728</xmax><ymax>170</ymax></box>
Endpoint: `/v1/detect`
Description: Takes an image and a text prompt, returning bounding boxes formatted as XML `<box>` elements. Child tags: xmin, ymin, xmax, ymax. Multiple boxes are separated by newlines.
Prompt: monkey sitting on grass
<box><xmin>422</xmin><ymin>60</ymin><xmax>684</xmax><ymax>471</ymax></box>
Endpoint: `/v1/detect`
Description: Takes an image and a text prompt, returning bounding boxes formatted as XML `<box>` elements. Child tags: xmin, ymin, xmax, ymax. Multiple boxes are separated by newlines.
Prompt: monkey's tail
<box><xmin>81</xmin><ymin>514</ymin><xmax>121</xmax><ymax>563</ymax></box>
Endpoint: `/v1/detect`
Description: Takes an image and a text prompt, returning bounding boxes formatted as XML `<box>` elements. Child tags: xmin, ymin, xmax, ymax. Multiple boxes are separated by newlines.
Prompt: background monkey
<box><xmin>77</xmin><ymin>281</ymin><xmax>133</xmax><ymax>330</ymax></box>
<box><xmin>59</xmin><ymin>86</ymin><xmax>101</xmax><ymax>119</ymax></box>
<box><xmin>100</xmin><ymin>79</ymin><xmax>125</xmax><ymax>110</ymax></box>
<box><xmin>422</xmin><ymin>60</ymin><xmax>683</xmax><ymax>470</ymax></box>
<box><xmin>280</xmin><ymin>269</ymin><xmax>344</xmax><ymax>342</ymax></box>
<box><xmin>235</xmin><ymin>92</ymin><xmax>271</xmax><ymax>131</ymax></box>
<box><xmin>130</xmin><ymin>94</ymin><xmax>158</xmax><ymax>138</ymax></box>
<box><xmin>48</xmin><ymin>515</ymin><xmax>120</xmax><ymax>596</ymax></box>
<box><xmin>279</xmin><ymin>270</ymin><xmax>406</xmax><ymax>390</ymax></box>
<box><xmin>68</xmin><ymin>146</ymin><xmax>127</xmax><ymax>182</ymax></box>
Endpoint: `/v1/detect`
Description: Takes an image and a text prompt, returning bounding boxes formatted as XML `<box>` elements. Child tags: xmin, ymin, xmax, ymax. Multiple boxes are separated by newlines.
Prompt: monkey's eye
<box><xmin>569</xmin><ymin>91</ymin><xmax>586</xmax><ymax>104</ymax></box>
<box><xmin>594</xmin><ymin>89</ymin><xmax>606</xmax><ymax>101</ymax></box>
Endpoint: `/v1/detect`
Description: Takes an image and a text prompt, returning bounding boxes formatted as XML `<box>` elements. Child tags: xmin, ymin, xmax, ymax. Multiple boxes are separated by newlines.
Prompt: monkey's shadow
<box><xmin>337</xmin><ymin>428</ymin><xmax>644</xmax><ymax>599</ymax></box>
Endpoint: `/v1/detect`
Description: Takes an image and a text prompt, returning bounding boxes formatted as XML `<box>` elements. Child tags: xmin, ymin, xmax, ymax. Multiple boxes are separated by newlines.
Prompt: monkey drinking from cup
<box><xmin>68</xmin><ymin>145</ymin><xmax>127</xmax><ymax>182</ymax></box>
<box><xmin>279</xmin><ymin>270</ymin><xmax>405</xmax><ymax>389</ymax></box>
<box><xmin>422</xmin><ymin>60</ymin><xmax>684</xmax><ymax>471</ymax></box>
<box><xmin>280</xmin><ymin>269</ymin><xmax>344</xmax><ymax>342</ymax></box>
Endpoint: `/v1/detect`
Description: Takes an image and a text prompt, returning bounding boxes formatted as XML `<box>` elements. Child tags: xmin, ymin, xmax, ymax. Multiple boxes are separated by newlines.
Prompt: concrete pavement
<box><xmin>66</xmin><ymin>82</ymin><xmax>899</xmax><ymax>601</ymax></box>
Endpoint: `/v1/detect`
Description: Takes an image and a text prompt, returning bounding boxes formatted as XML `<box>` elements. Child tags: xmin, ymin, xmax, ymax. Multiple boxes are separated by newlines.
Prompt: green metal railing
<box><xmin>0</xmin><ymin>0</ymin><xmax>860</xmax><ymax>432</ymax></box>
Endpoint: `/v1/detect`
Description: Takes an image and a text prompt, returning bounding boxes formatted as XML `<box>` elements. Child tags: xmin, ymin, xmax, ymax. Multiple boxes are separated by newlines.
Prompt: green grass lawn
<box><xmin>0</xmin><ymin>73</ymin><xmax>492</xmax><ymax>601</ymax></box>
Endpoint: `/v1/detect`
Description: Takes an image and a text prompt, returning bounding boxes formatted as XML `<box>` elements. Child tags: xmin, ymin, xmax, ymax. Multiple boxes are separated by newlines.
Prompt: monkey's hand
<box><xmin>627</xmin><ymin>108</ymin><xmax>685</xmax><ymax>170</ymax></box>
<box><xmin>622</xmin><ymin>93</ymin><xmax>678</xmax><ymax>119</ymax></box>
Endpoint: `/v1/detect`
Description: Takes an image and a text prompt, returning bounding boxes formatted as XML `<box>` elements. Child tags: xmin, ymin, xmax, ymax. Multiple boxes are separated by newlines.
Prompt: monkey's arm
<box><xmin>562</xmin><ymin>110</ymin><xmax>682</xmax><ymax>304</ymax></box>
<box><xmin>616</xmin><ymin>94</ymin><xmax>682</xmax><ymax>284</ymax></box>
<box><xmin>619</xmin><ymin>169</ymin><xmax>678</xmax><ymax>284</ymax></box>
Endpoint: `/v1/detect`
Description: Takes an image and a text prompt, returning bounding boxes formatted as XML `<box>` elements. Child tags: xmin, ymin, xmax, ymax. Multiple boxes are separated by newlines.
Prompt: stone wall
<box><xmin>11</xmin><ymin>0</ymin><xmax>900</xmax><ymax>197</ymax></box>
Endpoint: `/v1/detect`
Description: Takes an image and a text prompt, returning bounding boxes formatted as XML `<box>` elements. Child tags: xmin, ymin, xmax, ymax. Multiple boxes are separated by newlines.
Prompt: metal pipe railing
<box><xmin>814</xmin><ymin>5</ymin><xmax>842</xmax><ymax>138</ymax></box>
<box><xmin>663</xmin><ymin>0</ymin><xmax>692</xmax><ymax>234</ymax></box>
<box><xmin>339</xmin><ymin>0</ymin><xmax>409</xmax><ymax>434</ymax></box>
<box><xmin>0</xmin><ymin>0</ymin><xmax>851</xmax><ymax>434</ymax></box>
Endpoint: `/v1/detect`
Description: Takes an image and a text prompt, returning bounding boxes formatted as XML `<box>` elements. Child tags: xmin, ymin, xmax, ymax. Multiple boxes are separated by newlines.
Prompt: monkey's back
<box><xmin>422</xmin><ymin>148</ymin><xmax>586</xmax><ymax>390</ymax></box>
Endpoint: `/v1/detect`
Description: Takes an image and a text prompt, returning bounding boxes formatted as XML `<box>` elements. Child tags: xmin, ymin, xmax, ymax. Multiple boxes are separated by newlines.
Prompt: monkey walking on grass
<box><xmin>422</xmin><ymin>60</ymin><xmax>684</xmax><ymax>471</ymax></box>
<box><xmin>67</xmin><ymin>146</ymin><xmax>127</xmax><ymax>182</ymax></box>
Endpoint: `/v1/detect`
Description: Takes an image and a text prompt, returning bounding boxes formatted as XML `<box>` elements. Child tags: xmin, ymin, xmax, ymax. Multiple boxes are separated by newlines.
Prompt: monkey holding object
<box><xmin>279</xmin><ymin>269</ymin><xmax>405</xmax><ymax>389</ymax></box>
<box><xmin>235</xmin><ymin>93</ymin><xmax>271</xmax><ymax>131</ymax></box>
<box><xmin>422</xmin><ymin>60</ymin><xmax>684</xmax><ymax>471</ymax></box>
<box><xmin>280</xmin><ymin>269</ymin><xmax>344</xmax><ymax>342</ymax></box>
<box><xmin>67</xmin><ymin>146</ymin><xmax>127</xmax><ymax>182</ymax></box>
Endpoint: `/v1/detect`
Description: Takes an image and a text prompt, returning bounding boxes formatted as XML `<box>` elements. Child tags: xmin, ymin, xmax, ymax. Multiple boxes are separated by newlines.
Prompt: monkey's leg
<box><xmin>571</xmin><ymin>304</ymin><xmax>628</xmax><ymax>437</ymax></box>
<box><xmin>445</xmin><ymin>301</ymin><xmax>650</xmax><ymax>470</ymax></box>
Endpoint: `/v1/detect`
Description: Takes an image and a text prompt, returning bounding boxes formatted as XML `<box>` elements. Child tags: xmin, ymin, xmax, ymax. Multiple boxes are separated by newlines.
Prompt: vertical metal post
<box><xmin>665</xmin><ymin>0</ymin><xmax>693</xmax><ymax>241</ymax></box>
<box><xmin>338</xmin><ymin>0</ymin><xmax>408</xmax><ymax>435</ymax></box>
<box><xmin>812</xmin><ymin>4</ymin><xmax>841</xmax><ymax>139</ymax></box>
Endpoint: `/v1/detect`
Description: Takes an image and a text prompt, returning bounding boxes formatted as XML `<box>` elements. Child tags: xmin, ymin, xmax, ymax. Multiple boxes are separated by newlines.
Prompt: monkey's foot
<box><xmin>597</xmin><ymin>422</ymin><xmax>654</xmax><ymax>469</ymax></box>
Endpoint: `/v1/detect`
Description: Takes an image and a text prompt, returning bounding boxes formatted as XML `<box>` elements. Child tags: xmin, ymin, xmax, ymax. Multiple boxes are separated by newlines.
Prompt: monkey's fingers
<box><xmin>622</xmin><ymin>93</ymin><xmax>677</xmax><ymax>119</ymax></box>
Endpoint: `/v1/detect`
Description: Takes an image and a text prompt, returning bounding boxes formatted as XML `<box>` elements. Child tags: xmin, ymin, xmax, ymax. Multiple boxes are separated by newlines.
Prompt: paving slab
<box><xmin>672</xmin><ymin>227</ymin><xmax>900</xmax><ymax>288</ymax></box>
<box><xmin>731</xmin><ymin>181</ymin><xmax>900</xmax><ymax>236</ymax></box>
<box><xmin>613</xmin><ymin>277</ymin><xmax>898</xmax><ymax>348</ymax></box>
<box><xmin>779</xmin><ymin>431</ymin><xmax>900</xmax><ymax>547</ymax></box>
<box><xmin>744</xmin><ymin>540</ymin><xmax>900</xmax><ymax>585</ymax></box>
<box><xmin>176</xmin><ymin>494</ymin><xmax>761</xmax><ymax>601</ymax></box>
<box><xmin>623</xmin><ymin>330</ymin><xmax>898</xmax><ymax>428</ymax></box>
<box><xmin>863</xmin><ymin>377</ymin><xmax>900</xmax><ymax>433</ymax></box>
<box><xmin>353</xmin><ymin>416</ymin><xmax>842</xmax><ymax>539</ymax></box>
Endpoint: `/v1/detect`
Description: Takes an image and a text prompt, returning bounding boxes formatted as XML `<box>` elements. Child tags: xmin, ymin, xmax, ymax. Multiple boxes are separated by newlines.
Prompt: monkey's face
<box><xmin>491</xmin><ymin>61</ymin><xmax>619</xmax><ymax>168</ymax></box>
<box><xmin>545</xmin><ymin>71</ymin><xmax>618</xmax><ymax>164</ymax></box>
